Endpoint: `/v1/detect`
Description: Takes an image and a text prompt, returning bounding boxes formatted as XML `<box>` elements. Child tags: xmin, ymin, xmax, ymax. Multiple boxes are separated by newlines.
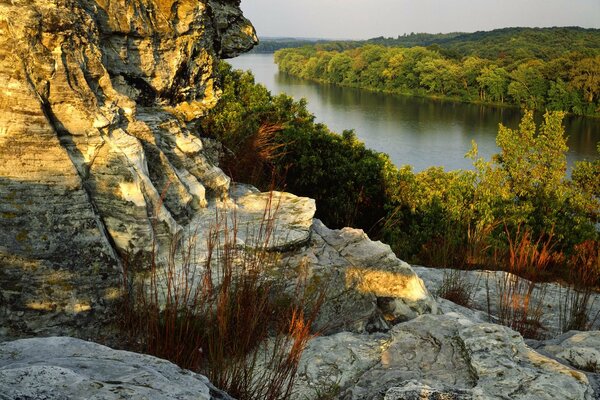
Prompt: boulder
<box><xmin>282</xmin><ymin>220</ymin><xmax>437</xmax><ymax>334</ymax></box>
<box><xmin>0</xmin><ymin>336</ymin><xmax>233</xmax><ymax>399</ymax></box>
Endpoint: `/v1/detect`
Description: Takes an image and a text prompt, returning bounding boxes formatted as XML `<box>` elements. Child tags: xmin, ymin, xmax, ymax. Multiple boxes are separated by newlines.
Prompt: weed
<box><xmin>119</xmin><ymin>194</ymin><xmax>324</xmax><ymax>400</ymax></box>
<box><xmin>488</xmin><ymin>225</ymin><xmax>555</xmax><ymax>339</ymax></box>
<box><xmin>559</xmin><ymin>240</ymin><xmax>600</xmax><ymax>333</ymax></box>
<box><xmin>436</xmin><ymin>269</ymin><xmax>477</xmax><ymax>308</ymax></box>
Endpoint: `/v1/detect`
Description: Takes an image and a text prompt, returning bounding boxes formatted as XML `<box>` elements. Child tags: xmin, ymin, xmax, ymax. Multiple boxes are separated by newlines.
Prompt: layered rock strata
<box><xmin>0</xmin><ymin>0</ymin><xmax>256</xmax><ymax>339</ymax></box>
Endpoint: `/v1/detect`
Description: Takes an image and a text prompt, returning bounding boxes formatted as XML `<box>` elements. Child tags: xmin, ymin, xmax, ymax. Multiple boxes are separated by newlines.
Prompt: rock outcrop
<box><xmin>292</xmin><ymin>313</ymin><xmax>595</xmax><ymax>400</ymax></box>
<box><xmin>0</xmin><ymin>336</ymin><xmax>233</xmax><ymax>399</ymax></box>
<box><xmin>412</xmin><ymin>265</ymin><xmax>600</xmax><ymax>336</ymax></box>
<box><xmin>0</xmin><ymin>0</ymin><xmax>256</xmax><ymax>339</ymax></box>
<box><xmin>282</xmin><ymin>220</ymin><xmax>437</xmax><ymax>334</ymax></box>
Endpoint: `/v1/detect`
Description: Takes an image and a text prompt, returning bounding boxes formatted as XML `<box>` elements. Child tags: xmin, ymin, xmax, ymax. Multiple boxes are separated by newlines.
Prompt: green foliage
<box><xmin>201</xmin><ymin>62</ymin><xmax>391</xmax><ymax>230</ymax></box>
<box><xmin>205</xmin><ymin>64</ymin><xmax>599</xmax><ymax>277</ymax></box>
<box><xmin>572</xmin><ymin>145</ymin><xmax>600</xmax><ymax>199</ymax></box>
<box><xmin>273</xmin><ymin>28</ymin><xmax>600</xmax><ymax>116</ymax></box>
<box><xmin>383</xmin><ymin>111</ymin><xmax>598</xmax><ymax>261</ymax></box>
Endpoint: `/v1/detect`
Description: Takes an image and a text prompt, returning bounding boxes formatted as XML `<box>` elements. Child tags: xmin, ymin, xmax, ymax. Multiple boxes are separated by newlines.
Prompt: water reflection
<box><xmin>229</xmin><ymin>54</ymin><xmax>599</xmax><ymax>172</ymax></box>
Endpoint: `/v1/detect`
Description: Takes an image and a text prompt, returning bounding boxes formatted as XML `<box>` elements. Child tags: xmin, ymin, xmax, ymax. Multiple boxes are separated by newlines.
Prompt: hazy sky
<box><xmin>240</xmin><ymin>0</ymin><xmax>600</xmax><ymax>40</ymax></box>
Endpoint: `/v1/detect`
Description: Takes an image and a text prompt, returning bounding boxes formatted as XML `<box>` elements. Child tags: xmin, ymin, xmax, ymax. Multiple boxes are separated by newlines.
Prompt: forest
<box><xmin>201</xmin><ymin>62</ymin><xmax>599</xmax><ymax>282</ymax></box>
<box><xmin>273</xmin><ymin>27</ymin><xmax>600</xmax><ymax>116</ymax></box>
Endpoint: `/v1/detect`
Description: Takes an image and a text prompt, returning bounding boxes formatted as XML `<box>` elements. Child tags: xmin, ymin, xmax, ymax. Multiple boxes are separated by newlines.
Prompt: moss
<box><xmin>15</xmin><ymin>229</ymin><xmax>28</xmax><ymax>242</ymax></box>
<box><xmin>1</xmin><ymin>212</ymin><xmax>17</xmax><ymax>219</ymax></box>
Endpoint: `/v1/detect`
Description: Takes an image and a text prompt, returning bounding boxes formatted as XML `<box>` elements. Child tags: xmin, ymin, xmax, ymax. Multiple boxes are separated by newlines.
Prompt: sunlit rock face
<box><xmin>282</xmin><ymin>220</ymin><xmax>437</xmax><ymax>335</ymax></box>
<box><xmin>0</xmin><ymin>0</ymin><xmax>256</xmax><ymax>339</ymax></box>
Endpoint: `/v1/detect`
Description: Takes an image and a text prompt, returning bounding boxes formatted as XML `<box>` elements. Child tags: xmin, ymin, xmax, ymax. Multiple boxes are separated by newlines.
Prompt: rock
<box><xmin>186</xmin><ymin>187</ymin><xmax>317</xmax><ymax>252</ymax></box>
<box><xmin>293</xmin><ymin>314</ymin><xmax>594</xmax><ymax>400</ymax></box>
<box><xmin>532</xmin><ymin>331</ymin><xmax>600</xmax><ymax>398</ymax></box>
<box><xmin>0</xmin><ymin>0</ymin><xmax>256</xmax><ymax>339</ymax></box>
<box><xmin>282</xmin><ymin>220</ymin><xmax>437</xmax><ymax>334</ymax></box>
<box><xmin>537</xmin><ymin>331</ymin><xmax>600</xmax><ymax>373</ymax></box>
<box><xmin>384</xmin><ymin>381</ymin><xmax>473</xmax><ymax>400</ymax></box>
<box><xmin>0</xmin><ymin>336</ymin><xmax>233</xmax><ymax>400</ymax></box>
<box><xmin>413</xmin><ymin>265</ymin><xmax>600</xmax><ymax>337</ymax></box>
<box><xmin>341</xmin><ymin>314</ymin><xmax>477</xmax><ymax>400</ymax></box>
<box><xmin>292</xmin><ymin>331</ymin><xmax>390</xmax><ymax>400</ymax></box>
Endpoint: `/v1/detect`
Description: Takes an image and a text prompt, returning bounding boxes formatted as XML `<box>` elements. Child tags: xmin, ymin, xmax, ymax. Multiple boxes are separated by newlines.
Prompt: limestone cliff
<box><xmin>0</xmin><ymin>0</ymin><xmax>257</xmax><ymax>338</ymax></box>
<box><xmin>0</xmin><ymin>0</ymin><xmax>437</xmax><ymax>342</ymax></box>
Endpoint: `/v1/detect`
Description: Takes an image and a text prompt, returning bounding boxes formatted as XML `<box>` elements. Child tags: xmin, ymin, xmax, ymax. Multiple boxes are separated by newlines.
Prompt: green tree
<box><xmin>327</xmin><ymin>53</ymin><xmax>353</xmax><ymax>83</ymax></box>
<box><xmin>570</xmin><ymin>56</ymin><xmax>600</xmax><ymax>104</ymax></box>
<box><xmin>477</xmin><ymin>65</ymin><xmax>509</xmax><ymax>103</ymax></box>
<box><xmin>508</xmin><ymin>60</ymin><xmax>549</xmax><ymax>109</ymax></box>
<box><xmin>462</xmin><ymin>56</ymin><xmax>489</xmax><ymax>99</ymax></box>
<box><xmin>415</xmin><ymin>57</ymin><xmax>462</xmax><ymax>96</ymax></box>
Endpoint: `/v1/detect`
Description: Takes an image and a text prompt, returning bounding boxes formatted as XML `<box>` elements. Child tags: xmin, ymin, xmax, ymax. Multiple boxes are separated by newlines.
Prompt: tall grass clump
<box><xmin>559</xmin><ymin>240</ymin><xmax>600</xmax><ymax>333</ymax></box>
<box><xmin>489</xmin><ymin>225</ymin><xmax>555</xmax><ymax>339</ymax></box>
<box><xmin>119</xmin><ymin>204</ymin><xmax>323</xmax><ymax>400</ymax></box>
<box><xmin>436</xmin><ymin>268</ymin><xmax>478</xmax><ymax>308</ymax></box>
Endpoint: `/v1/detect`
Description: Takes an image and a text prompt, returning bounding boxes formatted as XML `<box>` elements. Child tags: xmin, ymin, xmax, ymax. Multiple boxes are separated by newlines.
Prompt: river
<box><xmin>227</xmin><ymin>54</ymin><xmax>600</xmax><ymax>172</ymax></box>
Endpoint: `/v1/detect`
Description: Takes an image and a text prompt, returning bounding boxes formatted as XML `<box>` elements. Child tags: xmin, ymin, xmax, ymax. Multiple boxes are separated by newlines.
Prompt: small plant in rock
<box><xmin>119</xmin><ymin>199</ymin><xmax>324</xmax><ymax>400</ymax></box>
<box><xmin>310</xmin><ymin>381</ymin><xmax>342</xmax><ymax>400</ymax></box>
<box><xmin>436</xmin><ymin>269</ymin><xmax>477</xmax><ymax>308</ymax></box>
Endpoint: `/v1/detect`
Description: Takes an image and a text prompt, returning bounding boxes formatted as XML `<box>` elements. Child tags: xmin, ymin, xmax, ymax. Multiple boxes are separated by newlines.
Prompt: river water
<box><xmin>227</xmin><ymin>54</ymin><xmax>599</xmax><ymax>172</ymax></box>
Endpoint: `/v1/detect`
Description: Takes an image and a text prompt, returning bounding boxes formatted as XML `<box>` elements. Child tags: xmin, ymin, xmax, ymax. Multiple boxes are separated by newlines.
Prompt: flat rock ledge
<box><xmin>0</xmin><ymin>337</ymin><xmax>233</xmax><ymax>400</ymax></box>
<box><xmin>184</xmin><ymin>185</ymin><xmax>316</xmax><ymax>254</ymax></box>
<box><xmin>412</xmin><ymin>266</ymin><xmax>600</xmax><ymax>336</ymax></box>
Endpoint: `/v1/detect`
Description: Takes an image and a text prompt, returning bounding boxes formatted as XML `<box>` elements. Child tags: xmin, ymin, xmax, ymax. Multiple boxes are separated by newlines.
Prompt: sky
<box><xmin>239</xmin><ymin>0</ymin><xmax>600</xmax><ymax>40</ymax></box>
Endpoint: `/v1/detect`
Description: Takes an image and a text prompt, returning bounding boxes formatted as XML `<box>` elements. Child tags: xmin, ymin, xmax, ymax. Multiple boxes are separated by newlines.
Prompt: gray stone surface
<box><xmin>185</xmin><ymin>187</ymin><xmax>317</xmax><ymax>254</ymax></box>
<box><xmin>532</xmin><ymin>330</ymin><xmax>600</xmax><ymax>399</ymax></box>
<box><xmin>384</xmin><ymin>381</ymin><xmax>474</xmax><ymax>400</ymax></box>
<box><xmin>293</xmin><ymin>314</ymin><xmax>594</xmax><ymax>400</ymax></box>
<box><xmin>413</xmin><ymin>265</ymin><xmax>600</xmax><ymax>336</ymax></box>
<box><xmin>0</xmin><ymin>336</ymin><xmax>233</xmax><ymax>400</ymax></box>
<box><xmin>538</xmin><ymin>331</ymin><xmax>600</xmax><ymax>372</ymax></box>
<box><xmin>292</xmin><ymin>331</ymin><xmax>390</xmax><ymax>400</ymax></box>
<box><xmin>282</xmin><ymin>220</ymin><xmax>438</xmax><ymax>334</ymax></box>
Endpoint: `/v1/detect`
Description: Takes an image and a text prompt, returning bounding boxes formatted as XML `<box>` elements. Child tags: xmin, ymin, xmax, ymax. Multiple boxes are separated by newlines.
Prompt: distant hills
<box><xmin>251</xmin><ymin>27</ymin><xmax>600</xmax><ymax>61</ymax></box>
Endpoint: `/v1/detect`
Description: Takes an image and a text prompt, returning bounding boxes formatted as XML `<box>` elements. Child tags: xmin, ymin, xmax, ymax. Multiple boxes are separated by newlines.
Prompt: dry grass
<box><xmin>419</xmin><ymin>219</ymin><xmax>497</xmax><ymax>271</ymax></box>
<box><xmin>489</xmin><ymin>225</ymin><xmax>555</xmax><ymax>339</ymax></box>
<box><xmin>559</xmin><ymin>240</ymin><xmax>600</xmax><ymax>333</ymax></box>
<box><xmin>119</xmin><ymin>200</ymin><xmax>323</xmax><ymax>400</ymax></box>
<box><xmin>436</xmin><ymin>269</ymin><xmax>478</xmax><ymax>308</ymax></box>
<box><xmin>222</xmin><ymin>122</ymin><xmax>287</xmax><ymax>188</ymax></box>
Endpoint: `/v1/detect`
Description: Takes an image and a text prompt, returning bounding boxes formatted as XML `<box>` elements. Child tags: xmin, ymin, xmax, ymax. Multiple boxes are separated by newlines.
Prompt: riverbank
<box><xmin>228</xmin><ymin>54</ymin><xmax>600</xmax><ymax>172</ymax></box>
<box><xmin>274</xmin><ymin>45</ymin><xmax>600</xmax><ymax>119</ymax></box>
